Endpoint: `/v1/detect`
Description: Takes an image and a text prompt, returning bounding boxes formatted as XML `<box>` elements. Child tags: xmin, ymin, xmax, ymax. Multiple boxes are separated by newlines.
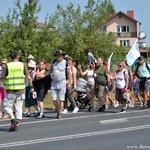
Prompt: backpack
<box><xmin>136</xmin><ymin>61</ymin><xmax>150</xmax><ymax>73</ymax></box>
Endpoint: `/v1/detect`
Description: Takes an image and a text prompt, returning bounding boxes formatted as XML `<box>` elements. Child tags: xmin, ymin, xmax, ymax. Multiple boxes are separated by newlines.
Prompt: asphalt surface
<box><xmin>1</xmin><ymin>104</ymin><xmax>150</xmax><ymax>150</ymax></box>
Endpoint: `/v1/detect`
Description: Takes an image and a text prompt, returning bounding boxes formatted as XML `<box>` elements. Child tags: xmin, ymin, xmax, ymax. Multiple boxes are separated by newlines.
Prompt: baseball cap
<box><xmin>138</xmin><ymin>56</ymin><xmax>144</xmax><ymax>61</ymax></box>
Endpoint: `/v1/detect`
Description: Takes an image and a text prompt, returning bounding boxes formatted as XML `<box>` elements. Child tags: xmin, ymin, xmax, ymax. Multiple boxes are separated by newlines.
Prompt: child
<box><xmin>131</xmin><ymin>73</ymin><xmax>143</xmax><ymax>107</ymax></box>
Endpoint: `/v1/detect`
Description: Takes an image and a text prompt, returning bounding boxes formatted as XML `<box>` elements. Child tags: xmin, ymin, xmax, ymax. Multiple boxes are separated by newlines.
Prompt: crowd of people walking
<box><xmin>0</xmin><ymin>49</ymin><xmax>150</xmax><ymax>132</ymax></box>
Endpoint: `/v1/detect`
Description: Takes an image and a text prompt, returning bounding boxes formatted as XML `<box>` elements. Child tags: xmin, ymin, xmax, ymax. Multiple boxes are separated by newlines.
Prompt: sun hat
<box><xmin>1</xmin><ymin>59</ymin><xmax>8</xmax><ymax>64</ymax></box>
<box><xmin>64</xmin><ymin>55</ymin><xmax>73</xmax><ymax>60</ymax></box>
<box><xmin>27</xmin><ymin>60</ymin><xmax>36</xmax><ymax>68</ymax></box>
<box><xmin>27</xmin><ymin>54</ymin><xmax>34</xmax><ymax>60</ymax></box>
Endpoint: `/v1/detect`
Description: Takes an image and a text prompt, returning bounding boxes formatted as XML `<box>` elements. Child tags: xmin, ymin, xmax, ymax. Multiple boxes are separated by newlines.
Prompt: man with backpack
<box><xmin>95</xmin><ymin>58</ymin><xmax>110</xmax><ymax>112</ymax></box>
<box><xmin>50</xmin><ymin>50</ymin><xmax>71</xmax><ymax>119</ymax></box>
<box><xmin>134</xmin><ymin>56</ymin><xmax>150</xmax><ymax>109</ymax></box>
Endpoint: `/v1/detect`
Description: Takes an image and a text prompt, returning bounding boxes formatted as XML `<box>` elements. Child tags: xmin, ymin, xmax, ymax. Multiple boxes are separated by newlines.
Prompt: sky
<box><xmin>0</xmin><ymin>0</ymin><xmax>150</xmax><ymax>45</ymax></box>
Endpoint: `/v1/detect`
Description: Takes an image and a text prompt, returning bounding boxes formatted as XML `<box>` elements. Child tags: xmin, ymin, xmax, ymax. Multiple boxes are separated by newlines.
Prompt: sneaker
<box><xmin>140</xmin><ymin>105</ymin><xmax>147</xmax><ymax>110</ymax></box>
<box><xmin>114</xmin><ymin>101</ymin><xmax>119</xmax><ymax>108</ymax></box>
<box><xmin>9</xmin><ymin>119</ymin><xmax>19</xmax><ymax>132</ymax></box>
<box><xmin>123</xmin><ymin>104</ymin><xmax>128</xmax><ymax>109</ymax></box>
<box><xmin>120</xmin><ymin>108</ymin><xmax>126</xmax><ymax>113</ymax></box>
<box><xmin>56</xmin><ymin>112</ymin><xmax>63</xmax><ymax>119</ymax></box>
<box><xmin>23</xmin><ymin>112</ymin><xmax>27</xmax><ymax>116</ymax></box>
<box><xmin>36</xmin><ymin>114</ymin><xmax>44</xmax><ymax>119</ymax></box>
<box><xmin>24</xmin><ymin>112</ymin><xmax>31</xmax><ymax>117</ymax></box>
<box><xmin>62</xmin><ymin>109</ymin><xmax>68</xmax><ymax>114</ymax></box>
<box><xmin>147</xmin><ymin>100</ymin><xmax>150</xmax><ymax>108</ymax></box>
<box><xmin>88</xmin><ymin>106</ymin><xmax>94</xmax><ymax>112</ymax></box>
<box><xmin>72</xmin><ymin>107</ymin><xmax>79</xmax><ymax>113</ymax></box>
<box><xmin>34</xmin><ymin>112</ymin><xmax>40</xmax><ymax>117</ymax></box>
<box><xmin>129</xmin><ymin>104</ymin><xmax>134</xmax><ymax>108</ymax></box>
<box><xmin>98</xmin><ymin>105</ymin><xmax>106</xmax><ymax>112</ymax></box>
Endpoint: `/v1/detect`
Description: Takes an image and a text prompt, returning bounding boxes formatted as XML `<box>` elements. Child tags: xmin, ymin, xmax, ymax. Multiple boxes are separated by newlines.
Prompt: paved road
<box><xmin>0</xmin><ymin>105</ymin><xmax>150</xmax><ymax>150</ymax></box>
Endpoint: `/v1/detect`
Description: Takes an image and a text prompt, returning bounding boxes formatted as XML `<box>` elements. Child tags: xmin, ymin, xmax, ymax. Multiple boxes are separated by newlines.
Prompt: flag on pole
<box><xmin>107</xmin><ymin>52</ymin><xmax>113</xmax><ymax>71</ymax></box>
<box><xmin>126</xmin><ymin>39</ymin><xmax>140</xmax><ymax>66</ymax></box>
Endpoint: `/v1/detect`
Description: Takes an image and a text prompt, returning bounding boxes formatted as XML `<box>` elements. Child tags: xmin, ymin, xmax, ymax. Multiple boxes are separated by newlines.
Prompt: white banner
<box><xmin>126</xmin><ymin>39</ymin><xmax>140</xmax><ymax>66</ymax></box>
<box><xmin>107</xmin><ymin>53</ymin><xmax>113</xmax><ymax>71</ymax></box>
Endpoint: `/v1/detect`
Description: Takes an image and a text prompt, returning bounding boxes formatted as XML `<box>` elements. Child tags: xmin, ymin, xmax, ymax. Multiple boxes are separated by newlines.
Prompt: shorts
<box><xmin>145</xmin><ymin>80</ymin><xmax>150</xmax><ymax>93</ymax></box>
<box><xmin>51</xmin><ymin>80</ymin><xmax>66</xmax><ymax>101</ymax></box>
<box><xmin>36</xmin><ymin>88</ymin><xmax>48</xmax><ymax>102</ymax></box>
<box><xmin>133</xmin><ymin>88</ymin><xmax>139</xmax><ymax>96</ymax></box>
<box><xmin>0</xmin><ymin>87</ymin><xmax>6</xmax><ymax>101</ymax></box>
<box><xmin>139</xmin><ymin>80</ymin><xmax>150</xmax><ymax>93</ymax></box>
<box><xmin>96</xmin><ymin>84</ymin><xmax>105</xmax><ymax>98</ymax></box>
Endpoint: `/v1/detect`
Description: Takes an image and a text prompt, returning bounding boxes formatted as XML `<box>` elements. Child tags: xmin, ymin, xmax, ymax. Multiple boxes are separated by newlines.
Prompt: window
<box><xmin>117</xmin><ymin>26</ymin><xmax>129</xmax><ymax>33</ymax></box>
<box><xmin>100</xmin><ymin>26</ymin><xmax>106</xmax><ymax>32</ymax></box>
<box><xmin>120</xmin><ymin>40</ymin><xmax>130</xmax><ymax>47</ymax></box>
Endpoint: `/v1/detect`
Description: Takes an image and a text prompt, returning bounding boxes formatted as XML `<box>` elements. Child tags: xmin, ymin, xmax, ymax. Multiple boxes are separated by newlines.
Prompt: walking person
<box><xmin>23</xmin><ymin>58</ymin><xmax>39</xmax><ymax>117</ymax></box>
<box><xmin>49</xmin><ymin>50</ymin><xmax>71</xmax><ymax>119</ymax></box>
<box><xmin>115</xmin><ymin>62</ymin><xmax>129</xmax><ymax>112</ymax></box>
<box><xmin>78</xmin><ymin>62</ymin><xmax>96</xmax><ymax>111</ymax></box>
<box><xmin>1</xmin><ymin>51</ymin><xmax>34</xmax><ymax>131</ymax></box>
<box><xmin>105</xmin><ymin>71</ymin><xmax>119</xmax><ymax>109</ymax></box>
<box><xmin>131</xmin><ymin>73</ymin><xmax>143</xmax><ymax>107</ymax></box>
<box><xmin>134</xmin><ymin>56</ymin><xmax>150</xmax><ymax>109</ymax></box>
<box><xmin>63</xmin><ymin>55</ymin><xmax>79</xmax><ymax>113</ymax></box>
<box><xmin>95</xmin><ymin>58</ymin><xmax>110</xmax><ymax>112</ymax></box>
<box><xmin>34</xmin><ymin>59</ymin><xmax>51</xmax><ymax>118</ymax></box>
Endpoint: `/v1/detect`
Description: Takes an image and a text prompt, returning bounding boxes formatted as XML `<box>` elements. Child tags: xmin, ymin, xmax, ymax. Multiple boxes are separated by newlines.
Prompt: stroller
<box><xmin>74</xmin><ymin>78</ymin><xmax>89</xmax><ymax>109</ymax></box>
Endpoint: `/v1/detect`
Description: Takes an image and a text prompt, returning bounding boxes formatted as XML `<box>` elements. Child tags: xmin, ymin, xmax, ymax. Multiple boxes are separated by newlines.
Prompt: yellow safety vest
<box><xmin>3</xmin><ymin>62</ymin><xmax>25</xmax><ymax>90</ymax></box>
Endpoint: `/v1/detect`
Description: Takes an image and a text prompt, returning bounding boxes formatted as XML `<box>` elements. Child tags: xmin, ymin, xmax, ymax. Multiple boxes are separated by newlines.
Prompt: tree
<box><xmin>0</xmin><ymin>12</ymin><xmax>16</xmax><ymax>60</ymax></box>
<box><xmin>49</xmin><ymin>0</ymin><xmax>120</xmax><ymax>64</ymax></box>
<box><xmin>0</xmin><ymin>0</ymin><xmax>126</xmax><ymax>63</ymax></box>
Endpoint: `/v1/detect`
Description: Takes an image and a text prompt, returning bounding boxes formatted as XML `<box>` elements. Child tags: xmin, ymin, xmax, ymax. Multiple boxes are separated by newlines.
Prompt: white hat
<box><xmin>27</xmin><ymin>60</ymin><xmax>36</xmax><ymax>68</ymax></box>
<box><xmin>27</xmin><ymin>54</ymin><xmax>34</xmax><ymax>60</ymax></box>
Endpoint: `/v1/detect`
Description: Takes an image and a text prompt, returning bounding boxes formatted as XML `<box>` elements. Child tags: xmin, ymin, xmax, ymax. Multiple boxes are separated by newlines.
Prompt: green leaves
<box><xmin>0</xmin><ymin>0</ymin><xmax>126</xmax><ymax>65</ymax></box>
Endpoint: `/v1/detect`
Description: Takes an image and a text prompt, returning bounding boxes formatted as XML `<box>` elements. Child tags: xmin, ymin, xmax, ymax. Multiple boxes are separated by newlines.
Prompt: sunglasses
<box><xmin>55</xmin><ymin>54</ymin><xmax>62</xmax><ymax>57</ymax></box>
<box><xmin>138</xmin><ymin>58</ymin><xmax>143</xmax><ymax>61</ymax></box>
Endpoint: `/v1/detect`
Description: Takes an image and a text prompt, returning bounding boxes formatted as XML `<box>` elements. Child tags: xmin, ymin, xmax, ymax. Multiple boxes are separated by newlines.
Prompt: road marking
<box><xmin>0</xmin><ymin>124</ymin><xmax>150</xmax><ymax>148</ymax></box>
<box><xmin>100</xmin><ymin>118</ymin><xmax>128</xmax><ymax>124</ymax></box>
<box><xmin>1</xmin><ymin>109</ymin><xmax>150</xmax><ymax>127</ymax></box>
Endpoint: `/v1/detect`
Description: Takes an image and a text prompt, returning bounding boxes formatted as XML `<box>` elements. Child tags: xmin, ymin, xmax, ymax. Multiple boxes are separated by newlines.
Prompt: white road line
<box><xmin>0</xmin><ymin>124</ymin><xmax>150</xmax><ymax>148</ymax></box>
<box><xmin>100</xmin><ymin>118</ymin><xmax>128</xmax><ymax>124</ymax></box>
<box><xmin>1</xmin><ymin>109</ymin><xmax>150</xmax><ymax>127</ymax></box>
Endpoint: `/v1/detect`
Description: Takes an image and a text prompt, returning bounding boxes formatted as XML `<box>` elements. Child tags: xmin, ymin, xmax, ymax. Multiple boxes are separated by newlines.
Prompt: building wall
<box><xmin>102</xmin><ymin>14</ymin><xmax>141</xmax><ymax>46</ymax></box>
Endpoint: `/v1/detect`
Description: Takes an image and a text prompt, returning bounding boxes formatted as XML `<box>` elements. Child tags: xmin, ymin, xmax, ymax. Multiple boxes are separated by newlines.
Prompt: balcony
<box><xmin>112</xmin><ymin>32</ymin><xmax>137</xmax><ymax>38</ymax></box>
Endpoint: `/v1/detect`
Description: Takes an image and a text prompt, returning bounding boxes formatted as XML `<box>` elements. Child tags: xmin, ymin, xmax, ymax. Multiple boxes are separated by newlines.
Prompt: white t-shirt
<box><xmin>116</xmin><ymin>68</ymin><xmax>128</xmax><ymax>89</ymax></box>
<box><xmin>86</xmin><ymin>69</ymin><xmax>95</xmax><ymax>84</ymax></box>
